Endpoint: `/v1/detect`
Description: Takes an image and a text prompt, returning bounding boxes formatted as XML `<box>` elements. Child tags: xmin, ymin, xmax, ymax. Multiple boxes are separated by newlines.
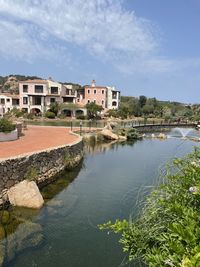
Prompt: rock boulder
<box><xmin>7</xmin><ymin>180</ymin><xmax>44</xmax><ymax>209</ymax></box>
<box><xmin>158</xmin><ymin>133</ymin><xmax>167</xmax><ymax>139</ymax></box>
<box><xmin>100</xmin><ymin>129</ymin><xmax>119</xmax><ymax>140</ymax></box>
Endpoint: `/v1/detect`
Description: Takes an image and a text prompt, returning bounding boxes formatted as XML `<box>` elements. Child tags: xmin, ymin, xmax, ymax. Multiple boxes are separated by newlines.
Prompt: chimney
<box><xmin>91</xmin><ymin>80</ymin><xmax>96</xmax><ymax>87</ymax></box>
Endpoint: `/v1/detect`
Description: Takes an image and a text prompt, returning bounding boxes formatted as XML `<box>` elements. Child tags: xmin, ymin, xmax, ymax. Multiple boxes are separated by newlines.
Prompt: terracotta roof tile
<box><xmin>19</xmin><ymin>79</ymin><xmax>47</xmax><ymax>84</ymax></box>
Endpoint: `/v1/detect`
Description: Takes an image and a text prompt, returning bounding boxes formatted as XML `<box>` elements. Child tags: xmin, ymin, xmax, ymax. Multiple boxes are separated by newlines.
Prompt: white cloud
<box><xmin>0</xmin><ymin>0</ymin><xmax>158</xmax><ymax>64</ymax></box>
<box><xmin>0</xmin><ymin>0</ymin><xmax>199</xmax><ymax>75</ymax></box>
<box><xmin>0</xmin><ymin>19</ymin><xmax>72</xmax><ymax>64</ymax></box>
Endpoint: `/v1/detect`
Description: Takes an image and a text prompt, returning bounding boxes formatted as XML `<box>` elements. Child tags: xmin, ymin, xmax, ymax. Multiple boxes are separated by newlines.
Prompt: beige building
<box><xmin>0</xmin><ymin>93</ymin><xmax>19</xmax><ymax>117</ymax></box>
<box><xmin>19</xmin><ymin>79</ymin><xmax>86</xmax><ymax>117</ymax></box>
<box><xmin>106</xmin><ymin>86</ymin><xmax>120</xmax><ymax>110</ymax></box>
<box><xmin>17</xmin><ymin>78</ymin><xmax>121</xmax><ymax>117</ymax></box>
<box><xmin>19</xmin><ymin>79</ymin><xmax>48</xmax><ymax>114</ymax></box>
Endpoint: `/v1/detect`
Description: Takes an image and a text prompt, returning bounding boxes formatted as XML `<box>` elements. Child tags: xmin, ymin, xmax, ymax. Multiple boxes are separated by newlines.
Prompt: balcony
<box><xmin>62</xmin><ymin>89</ymin><xmax>76</xmax><ymax>97</ymax></box>
<box><xmin>50</xmin><ymin>87</ymin><xmax>59</xmax><ymax>95</ymax></box>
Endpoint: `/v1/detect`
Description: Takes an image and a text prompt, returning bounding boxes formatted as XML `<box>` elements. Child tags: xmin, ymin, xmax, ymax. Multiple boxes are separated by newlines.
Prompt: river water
<box><xmin>3</xmin><ymin>128</ymin><xmax>200</xmax><ymax>267</ymax></box>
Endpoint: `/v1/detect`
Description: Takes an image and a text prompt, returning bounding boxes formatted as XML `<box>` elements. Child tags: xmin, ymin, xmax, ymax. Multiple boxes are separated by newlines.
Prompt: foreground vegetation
<box><xmin>99</xmin><ymin>148</ymin><xmax>200</xmax><ymax>266</ymax></box>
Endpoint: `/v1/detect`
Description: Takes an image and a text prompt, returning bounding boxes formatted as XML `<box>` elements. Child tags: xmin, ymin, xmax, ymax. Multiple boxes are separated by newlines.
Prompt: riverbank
<box><xmin>0</xmin><ymin>126</ymin><xmax>84</xmax><ymax>206</ymax></box>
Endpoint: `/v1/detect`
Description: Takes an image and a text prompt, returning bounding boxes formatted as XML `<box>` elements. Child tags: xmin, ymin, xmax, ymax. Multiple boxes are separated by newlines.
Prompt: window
<box><xmin>23</xmin><ymin>84</ymin><xmax>28</xmax><ymax>93</ymax></box>
<box><xmin>94</xmin><ymin>100</ymin><xmax>96</xmax><ymax>104</ymax></box>
<box><xmin>77</xmin><ymin>99</ymin><xmax>80</xmax><ymax>102</ymax></box>
<box><xmin>112</xmin><ymin>101</ymin><xmax>117</xmax><ymax>106</ymax></box>
<box><xmin>63</xmin><ymin>97</ymin><xmax>73</xmax><ymax>103</ymax></box>
<box><xmin>12</xmin><ymin>99</ymin><xmax>19</xmax><ymax>105</ymax></box>
<box><xmin>87</xmin><ymin>100</ymin><xmax>90</xmax><ymax>103</ymax></box>
<box><xmin>88</xmin><ymin>90</ymin><xmax>90</xmax><ymax>94</ymax></box>
<box><xmin>112</xmin><ymin>92</ymin><xmax>117</xmax><ymax>99</ymax></box>
<box><xmin>94</xmin><ymin>90</ymin><xmax>96</xmax><ymax>94</ymax></box>
<box><xmin>50</xmin><ymin>98</ymin><xmax>55</xmax><ymax>103</ymax></box>
<box><xmin>23</xmin><ymin>97</ymin><xmax>28</xmax><ymax>104</ymax></box>
<box><xmin>50</xmin><ymin>87</ymin><xmax>58</xmax><ymax>94</ymax></box>
<box><xmin>35</xmin><ymin>85</ymin><xmax>43</xmax><ymax>93</ymax></box>
<box><xmin>102</xmin><ymin>100</ymin><xmax>104</xmax><ymax>105</ymax></box>
<box><xmin>0</xmin><ymin>99</ymin><xmax>5</xmax><ymax>104</ymax></box>
<box><xmin>6</xmin><ymin>99</ymin><xmax>10</xmax><ymax>102</ymax></box>
<box><xmin>34</xmin><ymin>97</ymin><xmax>42</xmax><ymax>105</ymax></box>
<box><xmin>102</xmin><ymin>90</ymin><xmax>104</xmax><ymax>94</ymax></box>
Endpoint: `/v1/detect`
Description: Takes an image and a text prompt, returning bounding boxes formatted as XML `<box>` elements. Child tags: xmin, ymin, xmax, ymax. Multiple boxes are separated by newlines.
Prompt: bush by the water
<box><xmin>99</xmin><ymin>148</ymin><xmax>200</xmax><ymax>266</ymax></box>
<box><xmin>115</xmin><ymin>128</ymin><xmax>140</xmax><ymax>140</ymax></box>
<box><xmin>44</xmin><ymin>111</ymin><xmax>56</xmax><ymax>119</ymax></box>
<box><xmin>0</xmin><ymin>118</ymin><xmax>15</xmax><ymax>132</ymax></box>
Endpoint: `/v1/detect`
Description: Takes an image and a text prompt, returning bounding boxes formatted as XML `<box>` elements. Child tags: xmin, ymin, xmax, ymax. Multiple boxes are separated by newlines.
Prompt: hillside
<box><xmin>0</xmin><ymin>75</ymin><xmax>42</xmax><ymax>94</ymax></box>
<box><xmin>0</xmin><ymin>75</ymin><xmax>83</xmax><ymax>94</ymax></box>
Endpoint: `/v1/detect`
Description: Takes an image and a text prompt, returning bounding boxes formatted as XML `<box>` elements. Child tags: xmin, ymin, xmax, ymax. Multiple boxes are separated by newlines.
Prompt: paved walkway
<box><xmin>0</xmin><ymin>126</ymin><xmax>79</xmax><ymax>159</ymax></box>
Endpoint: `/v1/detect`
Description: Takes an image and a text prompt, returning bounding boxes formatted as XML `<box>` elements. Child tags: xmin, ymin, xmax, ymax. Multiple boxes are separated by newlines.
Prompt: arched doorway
<box><xmin>75</xmin><ymin>109</ymin><xmax>84</xmax><ymax>117</ymax></box>
<box><xmin>30</xmin><ymin>108</ymin><xmax>41</xmax><ymax>116</ymax></box>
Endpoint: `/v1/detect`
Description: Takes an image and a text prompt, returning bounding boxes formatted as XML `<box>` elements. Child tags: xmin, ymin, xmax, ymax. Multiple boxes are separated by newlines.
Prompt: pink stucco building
<box><xmin>17</xmin><ymin>78</ymin><xmax>120</xmax><ymax>116</ymax></box>
<box><xmin>76</xmin><ymin>80</ymin><xmax>120</xmax><ymax>113</ymax></box>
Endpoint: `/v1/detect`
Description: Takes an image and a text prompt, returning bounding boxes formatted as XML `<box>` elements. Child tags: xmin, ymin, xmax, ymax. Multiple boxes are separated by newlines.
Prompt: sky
<box><xmin>0</xmin><ymin>0</ymin><xmax>200</xmax><ymax>103</ymax></box>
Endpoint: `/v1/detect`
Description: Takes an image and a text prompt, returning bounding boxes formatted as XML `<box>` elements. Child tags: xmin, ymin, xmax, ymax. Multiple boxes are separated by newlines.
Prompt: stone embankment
<box><xmin>0</xmin><ymin>137</ymin><xmax>83</xmax><ymax>206</ymax></box>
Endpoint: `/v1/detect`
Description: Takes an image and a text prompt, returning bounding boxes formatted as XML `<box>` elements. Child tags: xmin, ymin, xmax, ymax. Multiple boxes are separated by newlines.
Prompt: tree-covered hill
<box><xmin>0</xmin><ymin>75</ymin><xmax>42</xmax><ymax>94</ymax></box>
<box><xmin>116</xmin><ymin>95</ymin><xmax>200</xmax><ymax>121</ymax></box>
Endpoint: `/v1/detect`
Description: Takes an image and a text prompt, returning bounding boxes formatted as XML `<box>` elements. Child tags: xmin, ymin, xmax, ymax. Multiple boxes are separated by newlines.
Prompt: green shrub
<box><xmin>57</xmin><ymin>114</ymin><xmax>66</xmax><ymax>119</ymax></box>
<box><xmin>24</xmin><ymin>167</ymin><xmax>38</xmax><ymax>181</ymax></box>
<box><xmin>76</xmin><ymin>114</ymin><xmax>86</xmax><ymax>120</ymax></box>
<box><xmin>44</xmin><ymin>111</ymin><xmax>56</xmax><ymax>119</ymax></box>
<box><xmin>23</xmin><ymin>113</ymin><xmax>34</xmax><ymax>120</ymax></box>
<box><xmin>99</xmin><ymin>148</ymin><xmax>200</xmax><ymax>266</ymax></box>
<box><xmin>126</xmin><ymin>128</ymin><xmax>139</xmax><ymax>140</ymax></box>
<box><xmin>115</xmin><ymin>128</ymin><xmax>139</xmax><ymax>140</ymax></box>
<box><xmin>0</xmin><ymin>118</ymin><xmax>16</xmax><ymax>132</ymax></box>
<box><xmin>10</xmin><ymin>108</ymin><xmax>25</xmax><ymax>118</ymax></box>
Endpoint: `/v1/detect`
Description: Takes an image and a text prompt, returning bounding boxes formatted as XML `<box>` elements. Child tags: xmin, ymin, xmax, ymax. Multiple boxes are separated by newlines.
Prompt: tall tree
<box><xmin>86</xmin><ymin>102</ymin><xmax>103</xmax><ymax>119</ymax></box>
<box><xmin>139</xmin><ymin>95</ymin><xmax>147</xmax><ymax>108</ymax></box>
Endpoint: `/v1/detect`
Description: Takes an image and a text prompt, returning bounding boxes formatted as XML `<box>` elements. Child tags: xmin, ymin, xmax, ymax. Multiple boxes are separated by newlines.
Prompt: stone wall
<box><xmin>0</xmin><ymin>138</ymin><xmax>83</xmax><ymax>205</ymax></box>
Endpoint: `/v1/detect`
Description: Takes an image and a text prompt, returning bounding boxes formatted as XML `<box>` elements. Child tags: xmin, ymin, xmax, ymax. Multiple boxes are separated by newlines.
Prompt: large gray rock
<box><xmin>7</xmin><ymin>180</ymin><xmax>44</xmax><ymax>209</ymax></box>
<box><xmin>100</xmin><ymin>129</ymin><xmax>119</xmax><ymax>140</ymax></box>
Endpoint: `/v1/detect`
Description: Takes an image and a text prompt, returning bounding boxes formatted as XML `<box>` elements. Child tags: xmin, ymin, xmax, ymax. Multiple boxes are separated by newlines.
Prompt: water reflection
<box><xmin>41</xmin><ymin>162</ymin><xmax>83</xmax><ymax>201</ymax></box>
<box><xmin>0</xmin><ymin>208</ymin><xmax>42</xmax><ymax>266</ymax></box>
<box><xmin>84</xmin><ymin>135</ymin><xmax>138</xmax><ymax>155</ymax></box>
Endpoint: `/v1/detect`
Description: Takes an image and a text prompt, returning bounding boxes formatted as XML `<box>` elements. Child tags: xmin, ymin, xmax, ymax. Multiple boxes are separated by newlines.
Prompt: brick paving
<box><xmin>0</xmin><ymin>126</ymin><xmax>80</xmax><ymax>159</ymax></box>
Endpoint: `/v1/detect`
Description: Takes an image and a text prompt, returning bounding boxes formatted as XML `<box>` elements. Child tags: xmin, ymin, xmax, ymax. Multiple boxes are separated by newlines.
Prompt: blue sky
<box><xmin>0</xmin><ymin>0</ymin><xmax>199</xmax><ymax>103</ymax></box>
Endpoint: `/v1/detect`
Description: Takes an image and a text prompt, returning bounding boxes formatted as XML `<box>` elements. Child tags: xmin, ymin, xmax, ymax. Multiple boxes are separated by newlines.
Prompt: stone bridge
<box><xmin>129</xmin><ymin>122</ymin><xmax>197</xmax><ymax>133</ymax></box>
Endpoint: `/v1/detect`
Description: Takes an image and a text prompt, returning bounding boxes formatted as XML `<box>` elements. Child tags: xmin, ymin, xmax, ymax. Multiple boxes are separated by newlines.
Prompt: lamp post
<box><xmin>89</xmin><ymin>119</ymin><xmax>92</xmax><ymax>132</ymax></box>
<box><xmin>80</xmin><ymin>121</ymin><xmax>82</xmax><ymax>136</ymax></box>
